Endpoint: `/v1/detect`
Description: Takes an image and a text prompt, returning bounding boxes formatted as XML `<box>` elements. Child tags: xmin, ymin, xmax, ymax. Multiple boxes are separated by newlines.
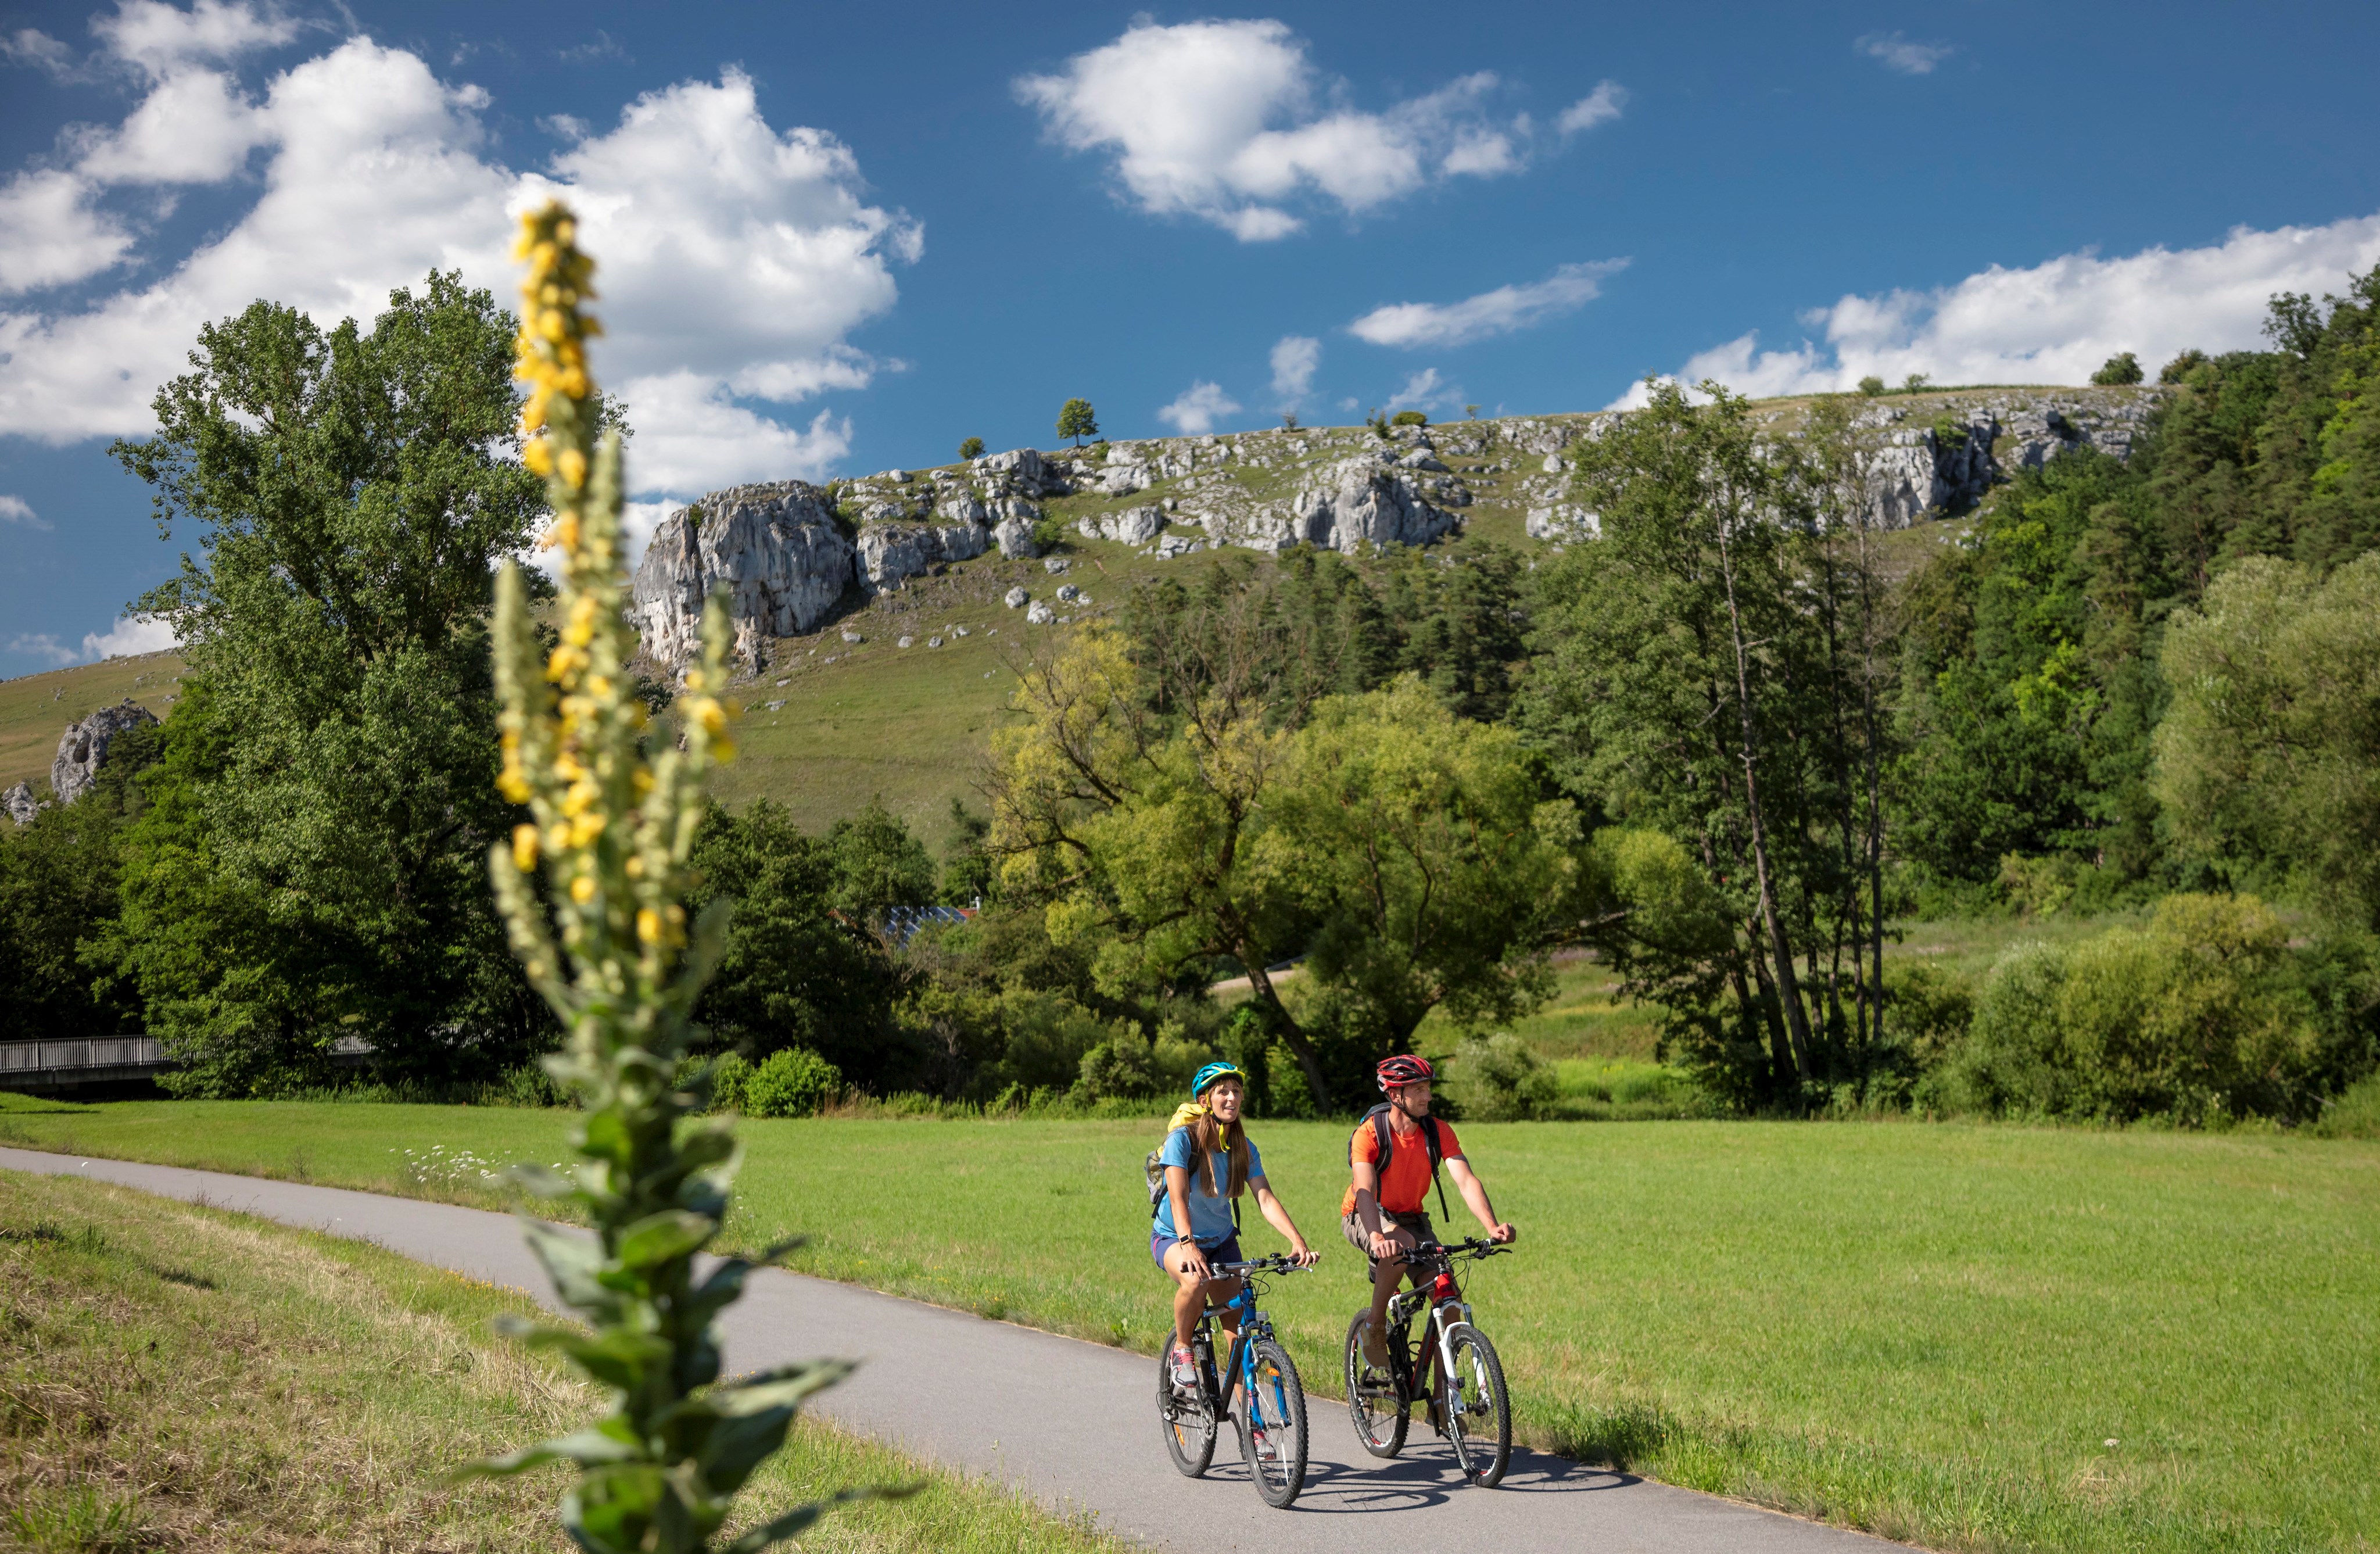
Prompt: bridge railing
<box><xmin>0</xmin><ymin>1036</ymin><xmax>167</xmax><ymax>1075</ymax></box>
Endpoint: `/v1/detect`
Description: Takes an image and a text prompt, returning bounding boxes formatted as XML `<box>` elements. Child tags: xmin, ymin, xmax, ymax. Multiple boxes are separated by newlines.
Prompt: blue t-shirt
<box><xmin>1153</xmin><ymin>1127</ymin><xmax>1263</xmax><ymax>1248</ymax></box>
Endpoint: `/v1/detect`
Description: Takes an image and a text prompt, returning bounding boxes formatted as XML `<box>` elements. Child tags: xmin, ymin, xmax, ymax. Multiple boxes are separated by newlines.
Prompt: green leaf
<box><xmin>509</xmin><ymin>1163</ymin><xmax>581</xmax><ymax>1200</ymax></box>
<box><xmin>453</xmin><ymin>1424</ymin><xmax>642</xmax><ymax>1480</ymax></box>
<box><xmin>522</xmin><ymin>1218</ymin><xmax>615</xmax><ymax>1312</ymax></box>
<box><xmin>547</xmin><ymin>1329</ymin><xmax>673</xmax><ymax>1392</ymax></box>
<box><xmin>709</xmin><ymin>1359</ymin><xmax>855</xmax><ymax>1417</ymax></box>
<box><xmin>616</xmin><ymin>1209</ymin><xmax>716</xmax><ymax>1270</ymax></box>
<box><xmin>722</xmin><ymin>1487</ymin><xmax>919</xmax><ymax>1554</ymax></box>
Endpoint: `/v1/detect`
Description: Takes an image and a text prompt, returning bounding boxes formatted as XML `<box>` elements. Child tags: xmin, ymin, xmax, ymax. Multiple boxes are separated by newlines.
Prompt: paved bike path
<box><xmin>1</xmin><ymin>1148</ymin><xmax>1899</xmax><ymax>1552</ymax></box>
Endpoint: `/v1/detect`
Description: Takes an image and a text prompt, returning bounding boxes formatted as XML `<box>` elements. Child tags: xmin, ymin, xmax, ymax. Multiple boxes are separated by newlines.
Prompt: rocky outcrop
<box><xmin>51</xmin><ymin>700</ymin><xmax>157</xmax><ymax>806</ymax></box>
<box><xmin>856</xmin><ymin>520</ymin><xmax>989</xmax><ymax>593</ymax></box>
<box><xmin>1851</xmin><ymin>391</ymin><xmax>2164</xmax><ymax>528</ymax></box>
<box><xmin>1078</xmin><ymin>504</ymin><xmax>1166</xmax><ymax>546</ymax></box>
<box><xmin>4</xmin><ymin>781</ymin><xmax>41</xmax><ymax>826</ymax></box>
<box><xmin>632</xmin><ymin>482</ymin><xmax>856</xmax><ymax>669</ymax></box>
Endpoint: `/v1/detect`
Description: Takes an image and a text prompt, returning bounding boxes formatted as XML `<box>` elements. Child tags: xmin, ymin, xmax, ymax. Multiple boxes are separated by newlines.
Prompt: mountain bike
<box><xmin>1156</xmin><ymin>1252</ymin><xmax>1313</xmax><ymax>1508</ymax></box>
<box><xmin>1342</xmin><ymin>1236</ymin><xmax>1515</xmax><ymax>1487</ymax></box>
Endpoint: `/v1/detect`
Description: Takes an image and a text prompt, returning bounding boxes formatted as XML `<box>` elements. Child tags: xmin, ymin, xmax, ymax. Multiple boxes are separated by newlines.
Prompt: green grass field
<box><xmin>0</xmin><ymin>1165</ymin><xmax>1127</xmax><ymax>1553</ymax></box>
<box><xmin>5</xmin><ymin>1095</ymin><xmax>2372</xmax><ymax>1552</ymax></box>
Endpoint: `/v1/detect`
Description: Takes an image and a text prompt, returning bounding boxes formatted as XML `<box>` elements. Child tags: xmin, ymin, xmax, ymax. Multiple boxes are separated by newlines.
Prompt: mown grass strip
<box><xmin>0</xmin><ymin>1166</ymin><xmax>1128</xmax><ymax>1553</ymax></box>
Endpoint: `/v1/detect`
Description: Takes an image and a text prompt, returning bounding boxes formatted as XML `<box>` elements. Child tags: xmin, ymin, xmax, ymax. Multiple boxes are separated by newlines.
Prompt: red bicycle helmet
<box><xmin>1375</xmin><ymin>1054</ymin><xmax>1435</xmax><ymax>1091</ymax></box>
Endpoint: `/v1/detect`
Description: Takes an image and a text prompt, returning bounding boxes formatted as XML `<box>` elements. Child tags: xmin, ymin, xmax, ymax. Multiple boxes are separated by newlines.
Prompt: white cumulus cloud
<box><xmin>1557</xmin><ymin>81</ymin><xmax>1626</xmax><ymax>136</ymax></box>
<box><xmin>1386</xmin><ymin>368</ymin><xmax>1458</xmax><ymax>414</ymax></box>
<box><xmin>1856</xmin><ymin>32</ymin><xmax>1955</xmax><ymax>76</ymax></box>
<box><xmin>0</xmin><ymin>169</ymin><xmax>135</xmax><ymax>293</ymax></box>
<box><xmin>6</xmin><ymin>633</ymin><xmax>80</xmax><ymax>666</ymax></box>
<box><xmin>0</xmin><ymin>493</ymin><xmax>48</xmax><ymax>528</ymax></box>
<box><xmin>1349</xmin><ymin>259</ymin><xmax>1627</xmax><ymax>349</ymax></box>
<box><xmin>83</xmin><ymin>613</ymin><xmax>178</xmax><ymax>659</ymax></box>
<box><xmin>1157</xmin><ymin>379</ymin><xmax>1242</xmax><ymax>435</ymax></box>
<box><xmin>0</xmin><ymin>15</ymin><xmax>915</xmax><ymax>506</ymax></box>
<box><xmin>1016</xmin><ymin>20</ymin><xmax>1530</xmax><ymax>241</ymax></box>
<box><xmin>1614</xmin><ymin>213</ymin><xmax>2380</xmax><ymax>407</ymax></box>
<box><xmin>1270</xmin><ymin>334</ymin><xmax>1320</xmax><ymax>403</ymax></box>
<box><xmin>93</xmin><ymin>0</ymin><xmax>300</xmax><ymax>77</ymax></box>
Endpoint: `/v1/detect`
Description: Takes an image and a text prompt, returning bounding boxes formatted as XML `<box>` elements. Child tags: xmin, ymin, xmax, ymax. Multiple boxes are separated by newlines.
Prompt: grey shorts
<box><xmin>1342</xmin><ymin>1209</ymin><xmax>1435</xmax><ymax>1267</ymax></box>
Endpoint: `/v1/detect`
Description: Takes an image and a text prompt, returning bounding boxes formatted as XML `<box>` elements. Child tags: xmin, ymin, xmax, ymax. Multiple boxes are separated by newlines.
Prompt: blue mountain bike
<box><xmin>1156</xmin><ymin>1252</ymin><xmax>1312</xmax><ymax>1508</ymax></box>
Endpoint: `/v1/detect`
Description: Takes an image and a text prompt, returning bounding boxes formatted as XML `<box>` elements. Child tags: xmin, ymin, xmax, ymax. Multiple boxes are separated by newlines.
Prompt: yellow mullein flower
<box><xmin>512</xmin><ymin>825</ymin><xmax>539</xmax><ymax>872</ymax></box>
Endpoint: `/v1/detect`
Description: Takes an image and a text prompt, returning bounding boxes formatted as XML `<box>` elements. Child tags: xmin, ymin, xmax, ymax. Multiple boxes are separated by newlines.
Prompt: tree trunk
<box><xmin>1243</xmin><ymin>958</ymin><xmax>1335</xmax><ymax>1112</ymax></box>
<box><xmin>1715</xmin><ymin>521</ymin><xmax>1816</xmax><ymax>1086</ymax></box>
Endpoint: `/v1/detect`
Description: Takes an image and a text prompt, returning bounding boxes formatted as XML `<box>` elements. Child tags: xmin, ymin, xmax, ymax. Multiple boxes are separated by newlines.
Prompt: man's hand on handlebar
<box><xmin>1489</xmin><ymin>1221</ymin><xmax>1517</xmax><ymax>1245</ymax></box>
<box><xmin>1368</xmin><ymin>1229</ymin><xmax>1402</xmax><ymax>1260</ymax></box>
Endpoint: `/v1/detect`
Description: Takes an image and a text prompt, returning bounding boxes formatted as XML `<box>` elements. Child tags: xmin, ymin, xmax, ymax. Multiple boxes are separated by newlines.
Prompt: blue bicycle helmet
<box><xmin>1191</xmin><ymin>1061</ymin><xmax>1245</xmax><ymax>1099</ymax></box>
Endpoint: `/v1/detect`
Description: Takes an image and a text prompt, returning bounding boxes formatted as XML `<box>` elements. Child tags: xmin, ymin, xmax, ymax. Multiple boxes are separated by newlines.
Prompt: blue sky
<box><xmin>4</xmin><ymin>0</ymin><xmax>2378</xmax><ymax>676</ymax></box>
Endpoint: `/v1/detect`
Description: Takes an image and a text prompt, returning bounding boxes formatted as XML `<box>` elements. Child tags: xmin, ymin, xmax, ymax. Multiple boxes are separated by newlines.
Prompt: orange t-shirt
<box><xmin>1341</xmin><ymin>1114</ymin><xmax>1462</xmax><ymax>1218</ymax></box>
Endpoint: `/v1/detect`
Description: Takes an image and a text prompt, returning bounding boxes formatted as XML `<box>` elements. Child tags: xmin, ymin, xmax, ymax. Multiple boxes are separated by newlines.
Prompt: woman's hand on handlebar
<box><xmin>1288</xmin><ymin>1240</ymin><xmax>1320</xmax><ymax>1269</ymax></box>
<box><xmin>1178</xmin><ymin>1238</ymin><xmax>1211</xmax><ymax>1281</ymax></box>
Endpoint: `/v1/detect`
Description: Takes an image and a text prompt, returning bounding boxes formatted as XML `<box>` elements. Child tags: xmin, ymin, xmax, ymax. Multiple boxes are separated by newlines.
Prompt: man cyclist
<box><xmin>1156</xmin><ymin>1061</ymin><xmax>1320</xmax><ymax>1391</ymax></box>
<box><xmin>1345</xmin><ymin>1054</ymin><xmax>1515</xmax><ymax>1371</ymax></box>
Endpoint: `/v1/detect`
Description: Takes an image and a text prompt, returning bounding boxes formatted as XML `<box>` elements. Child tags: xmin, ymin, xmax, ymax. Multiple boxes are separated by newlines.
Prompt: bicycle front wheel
<box><xmin>1343</xmin><ymin>1311</ymin><xmax>1407</xmax><ymax>1459</ymax></box>
<box><xmin>1239</xmin><ymin>1337</ymin><xmax>1309</xmax><ymax>1508</ymax></box>
<box><xmin>1157</xmin><ymin>1344</ymin><xmax>1216</xmax><ymax>1477</ymax></box>
<box><xmin>1440</xmin><ymin>1323</ymin><xmax>1512</xmax><ymax>1488</ymax></box>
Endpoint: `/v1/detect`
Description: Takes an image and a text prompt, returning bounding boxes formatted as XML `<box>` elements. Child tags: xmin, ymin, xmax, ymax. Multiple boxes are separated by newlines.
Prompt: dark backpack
<box><xmin>1350</xmin><ymin>1104</ymin><xmax>1450</xmax><ymax>1220</ymax></box>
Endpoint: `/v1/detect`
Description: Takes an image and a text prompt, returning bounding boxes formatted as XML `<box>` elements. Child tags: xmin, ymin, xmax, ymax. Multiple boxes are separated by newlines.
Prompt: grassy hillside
<box><xmin>0</xmin><ymin>649</ymin><xmax>182</xmax><ymax>795</ymax></box>
<box><xmin>8</xmin><ymin>1098</ymin><xmax>2373</xmax><ymax>1553</ymax></box>
<box><xmin>0</xmin><ymin>389</ymin><xmax>2124</xmax><ymax>845</ymax></box>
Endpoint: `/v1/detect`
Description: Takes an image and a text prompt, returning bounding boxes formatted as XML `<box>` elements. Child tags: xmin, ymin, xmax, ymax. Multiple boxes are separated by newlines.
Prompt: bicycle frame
<box><xmin>1384</xmin><ymin>1275</ymin><xmax>1473</xmax><ymax>1405</ymax></box>
<box><xmin>1192</xmin><ymin>1279</ymin><xmax>1277</xmax><ymax>1416</ymax></box>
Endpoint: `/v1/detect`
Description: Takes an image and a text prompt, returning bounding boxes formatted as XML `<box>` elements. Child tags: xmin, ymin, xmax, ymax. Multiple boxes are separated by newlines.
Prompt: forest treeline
<box><xmin>3</xmin><ymin>267</ymin><xmax>2375</xmax><ymax>1123</ymax></box>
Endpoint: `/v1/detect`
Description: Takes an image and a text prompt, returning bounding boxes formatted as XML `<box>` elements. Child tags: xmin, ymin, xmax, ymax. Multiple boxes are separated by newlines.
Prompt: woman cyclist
<box><xmin>1156</xmin><ymin>1061</ymin><xmax>1320</xmax><ymax>1390</ymax></box>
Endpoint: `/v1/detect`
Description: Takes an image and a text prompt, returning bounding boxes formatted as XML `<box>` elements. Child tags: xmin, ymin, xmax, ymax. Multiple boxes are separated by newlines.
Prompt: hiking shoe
<box><xmin>1169</xmin><ymin>1345</ymin><xmax>1199</xmax><ymax>1390</ymax></box>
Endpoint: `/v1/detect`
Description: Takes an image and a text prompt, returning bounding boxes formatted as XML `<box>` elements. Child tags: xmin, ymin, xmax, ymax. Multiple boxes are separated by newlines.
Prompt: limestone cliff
<box><xmin>629</xmin><ymin>387</ymin><xmax>2162</xmax><ymax>669</ymax></box>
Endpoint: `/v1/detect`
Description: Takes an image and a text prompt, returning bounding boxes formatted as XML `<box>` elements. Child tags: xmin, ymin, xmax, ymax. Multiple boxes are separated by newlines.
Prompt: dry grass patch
<box><xmin>0</xmin><ymin>1170</ymin><xmax>1125</xmax><ymax>1554</ymax></box>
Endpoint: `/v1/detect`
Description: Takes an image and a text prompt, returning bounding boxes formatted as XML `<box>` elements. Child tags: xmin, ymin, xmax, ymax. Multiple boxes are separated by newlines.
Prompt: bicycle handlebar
<box><xmin>1207</xmin><ymin>1253</ymin><xmax>1314</xmax><ymax>1277</ymax></box>
<box><xmin>1393</xmin><ymin>1236</ymin><xmax>1515</xmax><ymax>1267</ymax></box>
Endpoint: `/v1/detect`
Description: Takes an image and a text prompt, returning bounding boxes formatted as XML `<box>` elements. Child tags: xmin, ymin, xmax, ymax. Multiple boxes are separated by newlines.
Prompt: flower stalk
<box><xmin>467</xmin><ymin>199</ymin><xmax>865</xmax><ymax>1554</ymax></box>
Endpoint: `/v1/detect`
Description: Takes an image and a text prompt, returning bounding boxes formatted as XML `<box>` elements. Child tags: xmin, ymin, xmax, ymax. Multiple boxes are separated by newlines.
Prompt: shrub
<box><xmin>2157</xmin><ymin>349</ymin><xmax>2207</xmax><ymax>384</ymax></box>
<box><xmin>1280</xmin><ymin>411</ymin><xmax>1300</xmax><ymax>431</ymax></box>
<box><xmin>743</xmin><ymin>1047</ymin><xmax>843</xmax><ymax>1118</ymax></box>
<box><xmin>1451</xmin><ymin>1033</ymin><xmax>1557</xmax><ymax>1121</ymax></box>
<box><xmin>1901</xmin><ymin>373</ymin><xmax>1931</xmax><ymax>394</ymax></box>
<box><xmin>1391</xmin><ymin>410</ymin><xmax>1428</xmax><ymax>427</ymax></box>
<box><xmin>705</xmin><ymin>1051</ymin><xmax>752</xmax><ymax>1113</ymax></box>
<box><xmin>1857</xmin><ymin>375</ymin><xmax>1887</xmax><ymax>398</ymax></box>
<box><xmin>1073</xmin><ymin>1037</ymin><xmax>1156</xmax><ymax>1102</ymax></box>
<box><xmin>1945</xmin><ymin>894</ymin><xmax>2325</xmax><ymax>1123</ymax></box>
<box><xmin>958</xmin><ymin>436</ymin><xmax>985</xmax><ymax>461</ymax></box>
<box><xmin>1030</xmin><ymin>514</ymin><xmax>1066</xmax><ymax>552</ymax></box>
<box><xmin>2311</xmin><ymin>1070</ymin><xmax>2380</xmax><ymax>1139</ymax></box>
<box><xmin>2092</xmin><ymin>351</ymin><xmax>2144</xmax><ymax>386</ymax></box>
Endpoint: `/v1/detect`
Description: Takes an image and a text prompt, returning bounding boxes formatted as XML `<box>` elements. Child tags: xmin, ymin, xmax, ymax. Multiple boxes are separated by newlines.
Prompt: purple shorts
<box><xmin>1150</xmin><ymin>1229</ymin><xmax>1243</xmax><ymax>1272</ymax></box>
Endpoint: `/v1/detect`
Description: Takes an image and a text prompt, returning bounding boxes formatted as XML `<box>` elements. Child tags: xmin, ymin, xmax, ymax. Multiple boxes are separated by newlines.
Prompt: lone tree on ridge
<box><xmin>1056</xmin><ymin>398</ymin><xmax>1099</xmax><ymax>446</ymax></box>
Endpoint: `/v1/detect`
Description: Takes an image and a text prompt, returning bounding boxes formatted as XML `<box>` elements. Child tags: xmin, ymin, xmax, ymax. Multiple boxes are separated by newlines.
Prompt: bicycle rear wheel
<box><xmin>1157</xmin><ymin>1343</ymin><xmax>1216</xmax><ymax>1477</ymax></box>
<box><xmin>1440</xmin><ymin>1323</ymin><xmax>1512</xmax><ymax>1488</ymax></box>
<box><xmin>1342</xmin><ymin>1311</ymin><xmax>1407</xmax><ymax>1459</ymax></box>
<box><xmin>1239</xmin><ymin>1337</ymin><xmax>1309</xmax><ymax>1508</ymax></box>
